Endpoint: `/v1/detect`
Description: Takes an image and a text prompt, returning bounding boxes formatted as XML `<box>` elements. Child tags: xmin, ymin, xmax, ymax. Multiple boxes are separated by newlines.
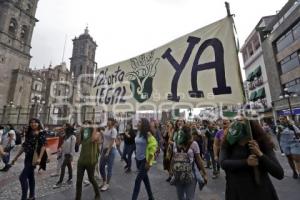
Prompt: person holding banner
<box><xmin>220</xmin><ymin>120</ymin><xmax>284</xmax><ymax>200</ymax></box>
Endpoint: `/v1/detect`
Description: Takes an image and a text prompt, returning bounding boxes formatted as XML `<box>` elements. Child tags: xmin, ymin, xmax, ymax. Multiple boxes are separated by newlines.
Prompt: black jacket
<box><xmin>220</xmin><ymin>142</ymin><xmax>284</xmax><ymax>200</ymax></box>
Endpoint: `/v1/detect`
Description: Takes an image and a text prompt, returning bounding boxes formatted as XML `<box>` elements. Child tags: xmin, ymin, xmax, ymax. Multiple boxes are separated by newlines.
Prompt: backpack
<box><xmin>172</xmin><ymin>145</ymin><xmax>193</xmax><ymax>185</ymax></box>
<box><xmin>15</xmin><ymin>130</ymin><xmax>22</xmax><ymax>145</ymax></box>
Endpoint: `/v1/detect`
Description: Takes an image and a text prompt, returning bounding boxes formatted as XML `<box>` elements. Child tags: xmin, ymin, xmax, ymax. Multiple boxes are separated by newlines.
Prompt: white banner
<box><xmin>91</xmin><ymin>17</ymin><xmax>244</xmax><ymax>112</ymax></box>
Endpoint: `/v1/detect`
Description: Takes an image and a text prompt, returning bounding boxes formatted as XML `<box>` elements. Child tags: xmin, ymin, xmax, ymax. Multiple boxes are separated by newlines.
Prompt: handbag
<box><xmin>166</xmin><ymin>144</ymin><xmax>173</xmax><ymax>161</ymax></box>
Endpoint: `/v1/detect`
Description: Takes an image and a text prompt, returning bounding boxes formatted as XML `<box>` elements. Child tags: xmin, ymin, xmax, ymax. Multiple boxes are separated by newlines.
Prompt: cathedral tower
<box><xmin>0</xmin><ymin>0</ymin><xmax>39</xmax><ymax>107</ymax></box>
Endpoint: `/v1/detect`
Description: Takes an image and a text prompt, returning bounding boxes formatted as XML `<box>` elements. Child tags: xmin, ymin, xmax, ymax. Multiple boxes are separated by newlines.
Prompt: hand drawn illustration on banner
<box><xmin>126</xmin><ymin>51</ymin><xmax>160</xmax><ymax>103</ymax></box>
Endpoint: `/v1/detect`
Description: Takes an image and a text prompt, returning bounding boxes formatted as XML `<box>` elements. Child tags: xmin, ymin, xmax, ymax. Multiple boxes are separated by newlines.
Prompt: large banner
<box><xmin>92</xmin><ymin>17</ymin><xmax>244</xmax><ymax>112</ymax></box>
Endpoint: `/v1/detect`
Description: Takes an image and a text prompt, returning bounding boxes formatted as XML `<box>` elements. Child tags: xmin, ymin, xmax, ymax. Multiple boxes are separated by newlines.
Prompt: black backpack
<box><xmin>15</xmin><ymin>130</ymin><xmax>22</xmax><ymax>145</ymax></box>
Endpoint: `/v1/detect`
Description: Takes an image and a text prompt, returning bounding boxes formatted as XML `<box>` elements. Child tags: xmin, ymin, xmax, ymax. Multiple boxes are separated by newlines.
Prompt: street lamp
<box><xmin>30</xmin><ymin>96</ymin><xmax>46</xmax><ymax>119</ymax></box>
<box><xmin>279</xmin><ymin>87</ymin><xmax>298</xmax><ymax>121</ymax></box>
<box><xmin>1</xmin><ymin>101</ymin><xmax>15</xmax><ymax>123</ymax></box>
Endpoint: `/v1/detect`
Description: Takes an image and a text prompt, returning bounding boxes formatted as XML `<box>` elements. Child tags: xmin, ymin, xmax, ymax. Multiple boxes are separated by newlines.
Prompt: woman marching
<box><xmin>122</xmin><ymin>123</ymin><xmax>136</xmax><ymax>173</ymax></box>
<box><xmin>220</xmin><ymin>119</ymin><xmax>284</xmax><ymax>200</ymax></box>
<box><xmin>172</xmin><ymin>125</ymin><xmax>208</xmax><ymax>200</ymax></box>
<box><xmin>99</xmin><ymin>118</ymin><xmax>118</xmax><ymax>191</ymax></box>
<box><xmin>11</xmin><ymin>118</ymin><xmax>48</xmax><ymax>200</ymax></box>
<box><xmin>163</xmin><ymin>121</ymin><xmax>175</xmax><ymax>182</ymax></box>
<box><xmin>131</xmin><ymin>118</ymin><xmax>157</xmax><ymax>200</ymax></box>
<box><xmin>53</xmin><ymin>123</ymin><xmax>76</xmax><ymax>188</ymax></box>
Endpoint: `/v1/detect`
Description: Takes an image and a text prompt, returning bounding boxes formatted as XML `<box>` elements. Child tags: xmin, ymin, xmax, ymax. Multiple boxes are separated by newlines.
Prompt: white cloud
<box><xmin>30</xmin><ymin>0</ymin><xmax>285</xmax><ymax>72</ymax></box>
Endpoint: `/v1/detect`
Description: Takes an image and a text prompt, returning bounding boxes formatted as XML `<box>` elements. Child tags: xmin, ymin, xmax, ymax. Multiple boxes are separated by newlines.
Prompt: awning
<box><xmin>256</xmin><ymin>87</ymin><xmax>265</xmax><ymax>99</ymax></box>
<box><xmin>277</xmin><ymin>108</ymin><xmax>300</xmax><ymax>116</ymax></box>
<box><xmin>253</xmin><ymin>66</ymin><xmax>262</xmax><ymax>77</ymax></box>
<box><xmin>246</xmin><ymin>72</ymin><xmax>255</xmax><ymax>82</ymax></box>
<box><xmin>249</xmin><ymin>91</ymin><xmax>257</xmax><ymax>101</ymax></box>
<box><xmin>222</xmin><ymin>111</ymin><xmax>237</xmax><ymax>118</ymax></box>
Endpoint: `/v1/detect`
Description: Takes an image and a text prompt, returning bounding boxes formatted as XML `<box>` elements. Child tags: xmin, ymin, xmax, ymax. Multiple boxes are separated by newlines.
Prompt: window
<box><xmin>8</xmin><ymin>18</ymin><xmax>17</xmax><ymax>35</ymax></box>
<box><xmin>248</xmin><ymin>45</ymin><xmax>254</xmax><ymax>56</ymax></box>
<box><xmin>19</xmin><ymin>87</ymin><xmax>22</xmax><ymax>92</ymax></box>
<box><xmin>242</xmin><ymin>50</ymin><xmax>248</xmax><ymax>62</ymax></box>
<box><xmin>293</xmin><ymin>21</ymin><xmax>300</xmax><ymax>40</ymax></box>
<box><xmin>34</xmin><ymin>84</ymin><xmax>37</xmax><ymax>90</ymax></box>
<box><xmin>254</xmin><ymin>40</ymin><xmax>260</xmax><ymax>50</ymax></box>
<box><xmin>20</xmin><ymin>25</ymin><xmax>28</xmax><ymax>42</ymax></box>
<box><xmin>276</xmin><ymin>21</ymin><xmax>300</xmax><ymax>52</ymax></box>
<box><xmin>279</xmin><ymin>52</ymin><xmax>300</xmax><ymax>74</ymax></box>
<box><xmin>285</xmin><ymin>78</ymin><xmax>300</xmax><ymax>94</ymax></box>
<box><xmin>284</xmin><ymin>0</ymin><xmax>300</xmax><ymax>19</ymax></box>
<box><xmin>276</xmin><ymin>30</ymin><xmax>293</xmax><ymax>52</ymax></box>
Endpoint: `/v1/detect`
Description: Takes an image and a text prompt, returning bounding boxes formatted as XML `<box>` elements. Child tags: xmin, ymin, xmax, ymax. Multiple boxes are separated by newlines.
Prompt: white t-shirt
<box><xmin>102</xmin><ymin>127</ymin><xmax>117</xmax><ymax>149</ymax></box>
<box><xmin>2</xmin><ymin>129</ymin><xmax>16</xmax><ymax>147</ymax></box>
<box><xmin>173</xmin><ymin>141</ymin><xmax>200</xmax><ymax>163</ymax></box>
<box><xmin>62</xmin><ymin>135</ymin><xmax>76</xmax><ymax>156</ymax></box>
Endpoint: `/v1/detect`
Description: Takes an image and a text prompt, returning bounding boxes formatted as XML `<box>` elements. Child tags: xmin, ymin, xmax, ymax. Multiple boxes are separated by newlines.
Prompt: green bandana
<box><xmin>226</xmin><ymin>121</ymin><xmax>249</xmax><ymax>145</ymax></box>
<box><xmin>175</xmin><ymin>130</ymin><xmax>189</xmax><ymax>146</ymax></box>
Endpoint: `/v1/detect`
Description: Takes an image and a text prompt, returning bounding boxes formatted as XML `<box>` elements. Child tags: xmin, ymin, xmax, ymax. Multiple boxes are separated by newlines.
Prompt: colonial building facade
<box><xmin>0</xmin><ymin>0</ymin><xmax>39</xmax><ymax>108</ymax></box>
<box><xmin>241</xmin><ymin>16</ymin><xmax>276</xmax><ymax>122</ymax></box>
<box><xmin>262</xmin><ymin>0</ymin><xmax>300</xmax><ymax>123</ymax></box>
<box><xmin>241</xmin><ymin>0</ymin><xmax>300</xmax><ymax>124</ymax></box>
<box><xmin>0</xmin><ymin>27</ymin><xmax>97</xmax><ymax>125</ymax></box>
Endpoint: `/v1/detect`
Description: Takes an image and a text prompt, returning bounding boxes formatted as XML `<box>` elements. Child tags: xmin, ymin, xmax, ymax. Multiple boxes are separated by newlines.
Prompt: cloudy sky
<box><xmin>30</xmin><ymin>0</ymin><xmax>286</xmax><ymax>71</ymax></box>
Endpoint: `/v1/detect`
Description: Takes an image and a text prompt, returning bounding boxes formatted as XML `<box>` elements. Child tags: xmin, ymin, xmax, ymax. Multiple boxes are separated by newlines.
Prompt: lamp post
<box><xmin>30</xmin><ymin>96</ymin><xmax>46</xmax><ymax>119</ymax></box>
<box><xmin>7</xmin><ymin>101</ymin><xmax>14</xmax><ymax>123</ymax></box>
<box><xmin>279</xmin><ymin>88</ymin><xmax>298</xmax><ymax>121</ymax></box>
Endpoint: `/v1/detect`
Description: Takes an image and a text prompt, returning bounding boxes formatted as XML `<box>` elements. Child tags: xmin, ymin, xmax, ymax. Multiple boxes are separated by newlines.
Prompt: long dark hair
<box><xmin>250</xmin><ymin>121</ymin><xmax>275</xmax><ymax>151</ymax></box>
<box><xmin>174</xmin><ymin>119</ymin><xmax>185</xmax><ymax>132</ymax></box>
<box><xmin>64</xmin><ymin>123</ymin><xmax>74</xmax><ymax>139</ymax></box>
<box><xmin>139</xmin><ymin>118</ymin><xmax>150</xmax><ymax>138</ymax></box>
<box><xmin>26</xmin><ymin>118</ymin><xmax>43</xmax><ymax>138</ymax></box>
<box><xmin>181</xmin><ymin>125</ymin><xmax>193</xmax><ymax>146</ymax></box>
<box><xmin>167</xmin><ymin>121</ymin><xmax>174</xmax><ymax>131</ymax></box>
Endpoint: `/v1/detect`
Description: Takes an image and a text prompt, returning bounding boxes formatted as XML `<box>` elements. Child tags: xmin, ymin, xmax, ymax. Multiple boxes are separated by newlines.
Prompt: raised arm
<box><xmin>92</xmin><ymin>128</ymin><xmax>100</xmax><ymax>143</ymax></box>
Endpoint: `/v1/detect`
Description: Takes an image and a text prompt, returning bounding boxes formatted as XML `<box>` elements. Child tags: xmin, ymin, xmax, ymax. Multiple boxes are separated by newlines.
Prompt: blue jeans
<box><xmin>122</xmin><ymin>144</ymin><xmax>135</xmax><ymax>170</ymax></box>
<box><xmin>99</xmin><ymin>148</ymin><xmax>116</xmax><ymax>183</ymax></box>
<box><xmin>175</xmin><ymin>178</ymin><xmax>197</xmax><ymax>200</ymax></box>
<box><xmin>19</xmin><ymin>160</ymin><xmax>35</xmax><ymax>200</ymax></box>
<box><xmin>132</xmin><ymin>159</ymin><xmax>154</xmax><ymax>200</ymax></box>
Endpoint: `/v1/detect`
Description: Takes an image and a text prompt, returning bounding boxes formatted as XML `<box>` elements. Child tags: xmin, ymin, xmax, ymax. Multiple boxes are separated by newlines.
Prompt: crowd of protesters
<box><xmin>1</xmin><ymin>112</ymin><xmax>300</xmax><ymax>200</ymax></box>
